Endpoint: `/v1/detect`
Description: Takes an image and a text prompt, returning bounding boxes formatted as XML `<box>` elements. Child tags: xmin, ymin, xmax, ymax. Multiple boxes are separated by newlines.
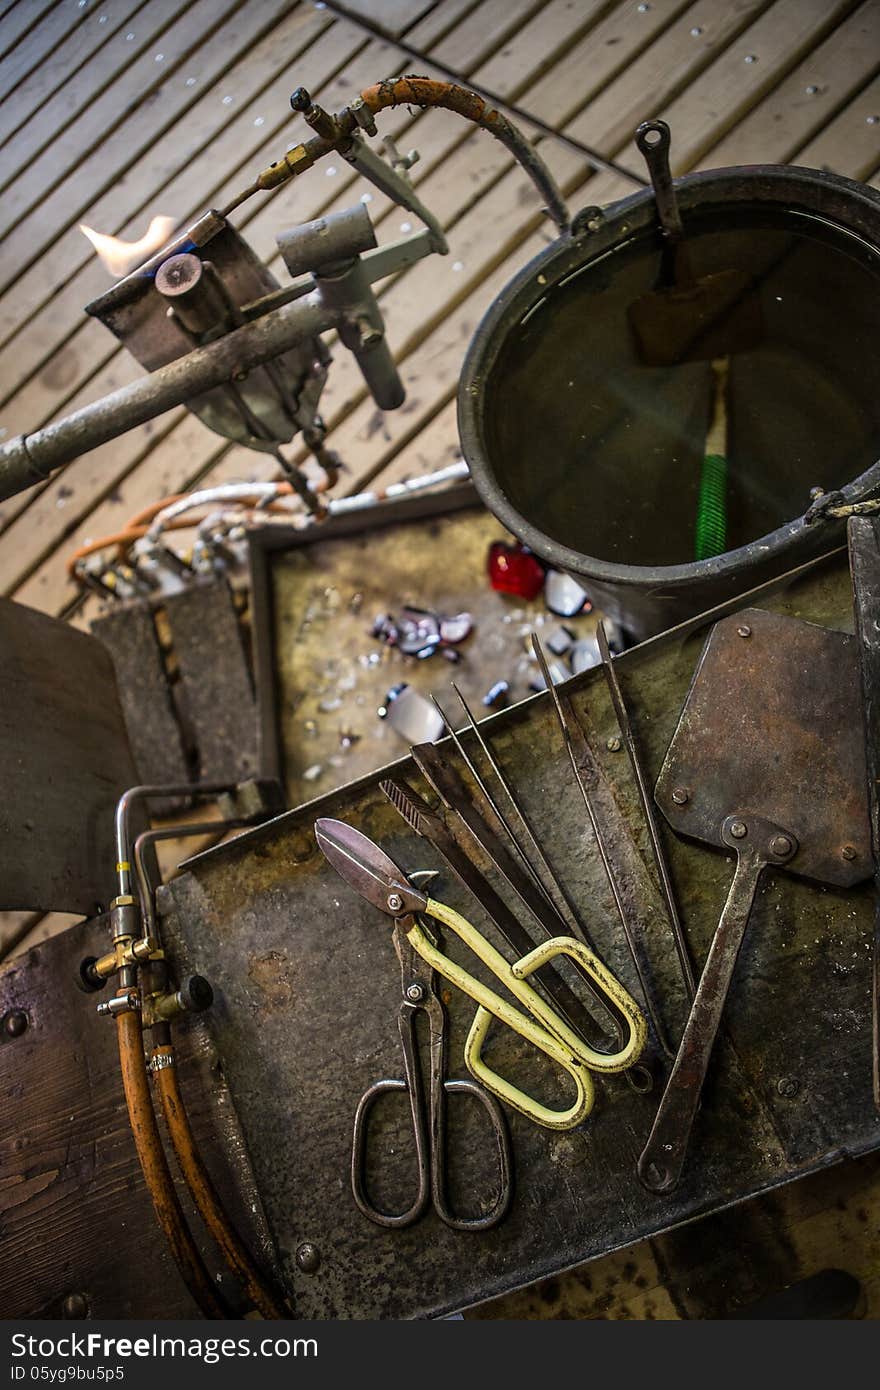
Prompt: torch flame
<box><xmin>79</xmin><ymin>215</ymin><xmax>177</xmax><ymax>278</ymax></box>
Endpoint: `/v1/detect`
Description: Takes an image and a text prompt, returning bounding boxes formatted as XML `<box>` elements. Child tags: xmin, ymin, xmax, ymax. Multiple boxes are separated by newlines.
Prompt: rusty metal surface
<box><xmin>164</xmin><ymin>579</ymin><xmax>258</xmax><ymax>784</ymax></box>
<box><xmin>0</xmin><ymin>916</ymin><xmax>278</xmax><ymax>1319</ymax></box>
<box><xmin>0</xmin><ymin>598</ymin><xmax>138</xmax><ymax>914</ymax></box>
<box><xmin>656</xmin><ymin>608</ymin><xmax>871</xmax><ymax>888</ymax></box>
<box><xmin>251</xmin><ymin>489</ymin><xmax>600</xmax><ymax>804</ymax></box>
<box><xmin>160</xmin><ymin>550</ymin><xmax>879</xmax><ymax>1318</ymax></box>
<box><xmin>91</xmin><ymin>601</ymin><xmax>190</xmax><ymax>811</ymax></box>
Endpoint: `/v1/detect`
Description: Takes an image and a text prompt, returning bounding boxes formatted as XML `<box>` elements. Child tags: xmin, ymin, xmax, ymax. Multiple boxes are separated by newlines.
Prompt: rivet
<box><xmin>62</xmin><ymin>1293</ymin><xmax>89</xmax><ymax>1319</ymax></box>
<box><xmin>744</xmin><ymin>53</ymin><xmax>758</xmax><ymax>64</ymax></box>
<box><xmin>671</xmin><ymin>787</ymin><xmax>689</xmax><ymax>805</ymax></box>
<box><xmin>690</xmin><ymin>26</ymin><xmax>703</xmax><ymax>36</ymax></box>
<box><xmin>730</xmin><ymin>820</ymin><xmax>748</xmax><ymax>839</ymax></box>
<box><xmin>737</xmin><ymin>624</ymin><xmax>751</xmax><ymax>638</ymax></box>
<box><xmin>4</xmin><ymin>1010</ymin><xmax>27</xmax><ymax>1038</ymax></box>
<box><xmin>295</xmin><ymin>1242</ymin><xmax>320</xmax><ymax>1273</ymax></box>
<box><xmin>770</xmin><ymin>835</ymin><xmax>792</xmax><ymax>857</ymax></box>
<box><xmin>805</xmin><ymin>85</ymin><xmax>818</xmax><ymax>95</ymax></box>
<box><xmin>867</xmin><ymin>115</ymin><xmax>879</xmax><ymax>125</ymax></box>
<box><xmin>841</xmin><ymin>845</ymin><xmax>857</xmax><ymax>861</ymax></box>
<box><xmin>606</xmin><ymin>735</ymin><xmax>622</xmax><ymax>752</ymax></box>
<box><xmin>776</xmin><ymin>1077</ymin><xmax>799</xmax><ymax>1098</ymax></box>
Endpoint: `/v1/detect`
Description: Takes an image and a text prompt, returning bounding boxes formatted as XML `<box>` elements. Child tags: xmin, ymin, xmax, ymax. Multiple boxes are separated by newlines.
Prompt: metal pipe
<box><xmin>115</xmin><ymin>782</ymin><xmax>238</xmax><ymax>897</ymax></box>
<box><xmin>116</xmin><ymin>1006</ymin><xmax>227</xmax><ymax>1318</ymax></box>
<box><xmin>0</xmin><ymin>294</ymin><xmax>334</xmax><ymax>502</ymax></box>
<box><xmin>132</xmin><ymin>821</ymin><xmax>249</xmax><ymax>937</ymax></box>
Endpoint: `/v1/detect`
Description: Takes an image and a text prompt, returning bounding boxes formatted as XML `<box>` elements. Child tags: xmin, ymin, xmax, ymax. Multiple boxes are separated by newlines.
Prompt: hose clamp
<box><xmin>148</xmin><ymin>1051</ymin><xmax>176</xmax><ymax>1073</ymax></box>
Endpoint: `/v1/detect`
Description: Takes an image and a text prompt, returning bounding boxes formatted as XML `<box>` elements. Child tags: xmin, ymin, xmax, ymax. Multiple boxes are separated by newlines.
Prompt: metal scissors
<box><xmin>353</xmin><ymin>918</ymin><xmax>513</xmax><ymax>1230</ymax></box>
<box><xmin>316</xmin><ymin>818</ymin><xmax>647</xmax><ymax>1131</ymax></box>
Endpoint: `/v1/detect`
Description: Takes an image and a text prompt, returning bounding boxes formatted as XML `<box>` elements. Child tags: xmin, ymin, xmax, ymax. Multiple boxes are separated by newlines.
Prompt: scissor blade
<box><xmin>314</xmin><ymin>818</ymin><xmax>427</xmax><ymax>915</ymax></box>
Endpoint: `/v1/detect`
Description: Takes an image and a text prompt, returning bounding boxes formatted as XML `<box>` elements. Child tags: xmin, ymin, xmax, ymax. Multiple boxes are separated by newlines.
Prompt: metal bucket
<box><xmin>458</xmin><ymin>167</ymin><xmax>880</xmax><ymax>639</ymax></box>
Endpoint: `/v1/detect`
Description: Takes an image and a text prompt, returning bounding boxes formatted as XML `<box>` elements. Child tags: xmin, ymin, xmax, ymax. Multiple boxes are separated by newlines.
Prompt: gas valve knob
<box><xmin>153</xmin><ymin>975</ymin><xmax>215</xmax><ymax>1022</ymax></box>
<box><xmin>76</xmin><ymin>956</ymin><xmax>107</xmax><ymax>994</ymax></box>
<box><xmin>179</xmin><ymin>975</ymin><xmax>214</xmax><ymax>1014</ymax></box>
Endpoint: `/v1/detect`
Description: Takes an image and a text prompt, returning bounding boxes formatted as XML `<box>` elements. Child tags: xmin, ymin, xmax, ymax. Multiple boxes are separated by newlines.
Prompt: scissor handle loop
<box><xmin>431</xmin><ymin>1077</ymin><xmax>514</xmax><ymax>1230</ymax></box>
<box><xmin>407</xmin><ymin>899</ymin><xmax>647</xmax><ymax>1130</ymax></box>
<box><xmin>351</xmin><ymin>1077</ymin><xmax>430</xmax><ymax>1228</ymax></box>
<box><xmin>512</xmin><ymin>936</ymin><xmax>647</xmax><ymax>1072</ymax></box>
<box><xmin>464</xmin><ymin>1007</ymin><xmax>594</xmax><ymax>1129</ymax></box>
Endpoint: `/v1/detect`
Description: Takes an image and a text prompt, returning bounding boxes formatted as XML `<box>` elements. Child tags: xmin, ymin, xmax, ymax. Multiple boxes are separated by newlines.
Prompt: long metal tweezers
<box><xmin>532</xmin><ymin>634</ymin><xmax>674</xmax><ymax>1057</ymax></box>
<box><xmin>597</xmin><ymin>622</ymin><xmax>696</xmax><ymax>1002</ymax></box>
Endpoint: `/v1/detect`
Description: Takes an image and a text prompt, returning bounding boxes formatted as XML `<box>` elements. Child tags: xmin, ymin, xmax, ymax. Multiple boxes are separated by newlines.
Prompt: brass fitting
<box><xmin>91</xmin><ymin>936</ymin><xmax>163</xmax><ymax>983</ymax></box>
<box><xmin>256</xmin><ymin>143</ymin><xmax>316</xmax><ymax>191</ymax></box>
<box><xmin>142</xmin><ymin>975</ymin><xmax>214</xmax><ymax>1027</ymax></box>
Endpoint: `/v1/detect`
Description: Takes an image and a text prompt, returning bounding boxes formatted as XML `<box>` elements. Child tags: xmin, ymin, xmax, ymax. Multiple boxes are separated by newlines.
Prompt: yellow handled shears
<box><xmin>315</xmin><ymin>818</ymin><xmax>647</xmax><ymax>1130</ymax></box>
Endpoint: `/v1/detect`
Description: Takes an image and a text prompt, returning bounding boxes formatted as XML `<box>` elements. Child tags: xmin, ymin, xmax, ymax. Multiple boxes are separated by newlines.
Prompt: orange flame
<box><xmin>79</xmin><ymin>215</ymin><xmax>177</xmax><ymax>278</ymax></box>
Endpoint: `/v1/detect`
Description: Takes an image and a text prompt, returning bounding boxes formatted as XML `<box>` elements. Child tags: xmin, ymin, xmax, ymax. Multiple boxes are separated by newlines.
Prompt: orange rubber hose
<box><xmin>356</xmin><ymin>77</ymin><xmax>569</xmax><ymax>231</ymax></box>
<box><xmin>152</xmin><ymin>1045</ymin><xmax>288</xmax><ymax>1320</ymax></box>
<box><xmin>117</xmin><ymin>1008</ymin><xmax>226</xmax><ymax>1318</ymax></box>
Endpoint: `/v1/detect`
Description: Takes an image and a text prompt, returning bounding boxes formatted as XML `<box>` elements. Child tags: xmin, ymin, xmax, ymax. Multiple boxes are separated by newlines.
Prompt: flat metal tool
<box><xmin>640</xmin><ymin>607</ymin><xmax>871</xmax><ymax>1191</ymax></box>
<box><xmin>315</xmin><ymin>818</ymin><xmax>647</xmax><ymax>1130</ymax></box>
<box><xmin>597</xmin><ymin>621</ymin><xmax>696</xmax><ymax>1002</ymax></box>
<box><xmin>352</xmin><ymin>919</ymin><xmax>513</xmax><ymax>1230</ymax></box>
<box><xmin>848</xmin><ymin>515</ymin><xmax>880</xmax><ymax>1113</ymax></box>
<box><xmin>532</xmin><ymin>634</ymin><xmax>674</xmax><ymax>1058</ymax></box>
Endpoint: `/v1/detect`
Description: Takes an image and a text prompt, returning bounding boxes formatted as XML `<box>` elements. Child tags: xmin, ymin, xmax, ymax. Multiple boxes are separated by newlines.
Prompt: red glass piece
<box><xmin>487</xmin><ymin>541</ymin><xmax>545</xmax><ymax>599</ymax></box>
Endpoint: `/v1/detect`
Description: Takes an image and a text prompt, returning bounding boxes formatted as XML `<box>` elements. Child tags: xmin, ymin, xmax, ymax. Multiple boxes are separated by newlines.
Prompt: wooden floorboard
<box><xmin>0</xmin><ymin>0</ymin><xmax>878</xmax><ymax>897</ymax></box>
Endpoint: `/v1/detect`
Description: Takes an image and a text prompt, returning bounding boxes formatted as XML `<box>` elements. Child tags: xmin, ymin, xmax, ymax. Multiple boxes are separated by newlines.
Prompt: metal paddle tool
<box><xmin>639</xmin><ymin>607</ymin><xmax>871</xmax><ymax>1192</ymax></box>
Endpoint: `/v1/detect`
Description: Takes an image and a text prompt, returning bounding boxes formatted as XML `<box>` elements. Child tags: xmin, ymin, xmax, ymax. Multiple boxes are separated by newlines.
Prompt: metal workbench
<box><xmin>160</xmin><ymin>544</ymin><xmax>879</xmax><ymax>1318</ymax></box>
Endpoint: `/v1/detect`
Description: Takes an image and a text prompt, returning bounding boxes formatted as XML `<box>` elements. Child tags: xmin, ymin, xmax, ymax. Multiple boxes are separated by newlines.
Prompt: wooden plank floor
<box><xmin>0</xmin><ymin>0</ymin><xmax>879</xmax><ymax>1319</ymax></box>
<box><xmin>2</xmin><ymin>0</ymin><xmax>878</xmax><ymax>958</ymax></box>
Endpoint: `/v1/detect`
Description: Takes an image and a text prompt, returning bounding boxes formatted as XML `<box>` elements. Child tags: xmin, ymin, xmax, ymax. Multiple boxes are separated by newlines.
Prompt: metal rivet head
<box><xmin>606</xmin><ymin>735</ymin><xmax>622</xmax><ymax>752</ymax></box>
<box><xmin>62</xmin><ymin>1293</ymin><xmax>89</xmax><ymax>1319</ymax></box>
<box><xmin>776</xmin><ymin>1077</ymin><xmax>799</xmax><ymax>1098</ymax></box>
<box><xmin>295</xmin><ymin>1242</ymin><xmax>320</xmax><ymax>1273</ymax></box>
<box><xmin>744</xmin><ymin>53</ymin><xmax>757</xmax><ymax>64</ymax></box>
<box><xmin>671</xmin><ymin>787</ymin><xmax>689</xmax><ymax>805</ymax></box>
<box><xmin>737</xmin><ymin>624</ymin><xmax>751</xmax><ymax>638</ymax></box>
<box><xmin>406</xmin><ymin>983</ymin><xmax>425</xmax><ymax>1003</ymax></box>
<box><xmin>4</xmin><ymin>1010</ymin><xmax>27</xmax><ymax>1038</ymax></box>
<box><xmin>805</xmin><ymin>84</ymin><xmax>818</xmax><ymax>95</ymax></box>
<box><xmin>841</xmin><ymin>845</ymin><xmax>857</xmax><ymax>861</ymax></box>
<box><xmin>730</xmin><ymin>820</ymin><xmax>748</xmax><ymax>839</ymax></box>
<box><xmin>387</xmin><ymin>892</ymin><xmax>403</xmax><ymax>912</ymax></box>
<box><xmin>770</xmin><ymin>835</ymin><xmax>792</xmax><ymax>857</ymax></box>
